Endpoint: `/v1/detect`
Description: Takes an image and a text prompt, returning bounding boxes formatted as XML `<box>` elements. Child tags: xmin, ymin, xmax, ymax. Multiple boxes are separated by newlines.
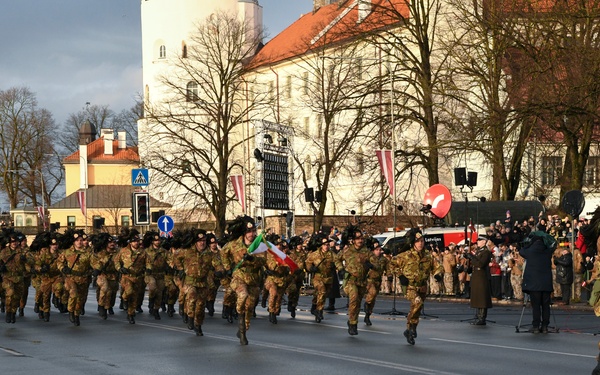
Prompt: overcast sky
<box><xmin>0</xmin><ymin>0</ymin><xmax>313</xmax><ymax>127</ymax></box>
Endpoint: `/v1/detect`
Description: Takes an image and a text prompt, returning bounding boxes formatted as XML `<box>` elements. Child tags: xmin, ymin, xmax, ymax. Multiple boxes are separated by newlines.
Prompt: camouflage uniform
<box><xmin>364</xmin><ymin>247</ymin><xmax>390</xmax><ymax>325</ymax></box>
<box><xmin>335</xmin><ymin>235</ymin><xmax>371</xmax><ymax>335</ymax></box>
<box><xmin>91</xmin><ymin>241</ymin><xmax>119</xmax><ymax>319</ymax></box>
<box><xmin>221</xmin><ymin>234</ymin><xmax>266</xmax><ymax>344</ymax></box>
<box><xmin>284</xmin><ymin>246</ymin><xmax>306</xmax><ymax>317</ymax></box>
<box><xmin>205</xmin><ymin>235</ymin><xmax>221</xmax><ymax>317</ymax></box>
<box><xmin>393</xmin><ymin>232</ymin><xmax>442</xmax><ymax>344</ymax></box>
<box><xmin>173</xmin><ymin>233</ymin><xmax>216</xmax><ymax>336</ymax></box>
<box><xmin>113</xmin><ymin>239</ymin><xmax>147</xmax><ymax>323</ymax></box>
<box><xmin>145</xmin><ymin>243</ymin><xmax>167</xmax><ymax>319</ymax></box>
<box><xmin>0</xmin><ymin>239</ymin><xmax>26</xmax><ymax>323</ymax></box>
<box><xmin>163</xmin><ymin>247</ymin><xmax>179</xmax><ymax>317</ymax></box>
<box><xmin>57</xmin><ymin>236</ymin><xmax>92</xmax><ymax>326</ymax></box>
<box><xmin>35</xmin><ymin>241</ymin><xmax>62</xmax><ymax>321</ymax></box>
<box><xmin>305</xmin><ymin>241</ymin><xmax>335</xmax><ymax>322</ymax></box>
<box><xmin>264</xmin><ymin>251</ymin><xmax>290</xmax><ymax>324</ymax></box>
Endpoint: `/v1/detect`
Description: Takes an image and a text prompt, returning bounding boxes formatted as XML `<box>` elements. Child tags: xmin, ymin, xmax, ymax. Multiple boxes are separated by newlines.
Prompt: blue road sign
<box><xmin>132</xmin><ymin>168</ymin><xmax>149</xmax><ymax>186</ymax></box>
<box><xmin>157</xmin><ymin>215</ymin><xmax>174</xmax><ymax>233</ymax></box>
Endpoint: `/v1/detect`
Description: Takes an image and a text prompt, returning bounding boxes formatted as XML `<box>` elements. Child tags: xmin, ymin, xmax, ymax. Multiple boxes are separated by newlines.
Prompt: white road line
<box><xmin>430</xmin><ymin>338</ymin><xmax>596</xmax><ymax>358</ymax></box>
<box><xmin>0</xmin><ymin>347</ymin><xmax>26</xmax><ymax>357</ymax></box>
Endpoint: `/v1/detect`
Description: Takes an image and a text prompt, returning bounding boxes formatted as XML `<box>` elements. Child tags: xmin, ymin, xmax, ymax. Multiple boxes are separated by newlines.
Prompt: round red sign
<box><xmin>423</xmin><ymin>184</ymin><xmax>452</xmax><ymax>218</ymax></box>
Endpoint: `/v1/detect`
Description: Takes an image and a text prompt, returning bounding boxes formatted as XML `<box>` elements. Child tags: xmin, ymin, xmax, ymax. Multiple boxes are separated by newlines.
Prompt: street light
<box><xmin>8</xmin><ymin>169</ymin><xmax>46</xmax><ymax>230</ymax></box>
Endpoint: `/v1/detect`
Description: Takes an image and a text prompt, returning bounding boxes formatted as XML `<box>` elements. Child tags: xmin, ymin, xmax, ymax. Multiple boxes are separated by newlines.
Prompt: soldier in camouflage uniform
<box><xmin>18</xmin><ymin>233</ymin><xmax>34</xmax><ymax>317</ymax></box>
<box><xmin>393</xmin><ymin>229</ymin><xmax>443</xmax><ymax>345</ymax></box>
<box><xmin>57</xmin><ymin>230</ymin><xmax>92</xmax><ymax>326</ymax></box>
<box><xmin>173</xmin><ymin>229</ymin><xmax>216</xmax><ymax>336</ymax></box>
<box><xmin>335</xmin><ymin>226</ymin><xmax>371</xmax><ymax>335</ymax></box>
<box><xmin>91</xmin><ymin>233</ymin><xmax>119</xmax><ymax>319</ymax></box>
<box><xmin>305</xmin><ymin>233</ymin><xmax>336</xmax><ymax>323</ymax></box>
<box><xmin>205</xmin><ymin>233</ymin><xmax>221</xmax><ymax>317</ymax></box>
<box><xmin>221</xmin><ymin>216</ymin><xmax>266</xmax><ymax>345</ymax></box>
<box><xmin>284</xmin><ymin>236</ymin><xmax>306</xmax><ymax>318</ymax></box>
<box><xmin>35</xmin><ymin>232</ymin><xmax>62</xmax><ymax>322</ymax></box>
<box><xmin>264</xmin><ymin>238</ymin><xmax>291</xmax><ymax>324</ymax></box>
<box><xmin>163</xmin><ymin>237</ymin><xmax>179</xmax><ymax>317</ymax></box>
<box><xmin>143</xmin><ymin>231</ymin><xmax>167</xmax><ymax>320</ymax></box>
<box><xmin>113</xmin><ymin>229</ymin><xmax>147</xmax><ymax>324</ymax></box>
<box><xmin>363</xmin><ymin>238</ymin><xmax>390</xmax><ymax>326</ymax></box>
<box><xmin>0</xmin><ymin>231</ymin><xmax>27</xmax><ymax>323</ymax></box>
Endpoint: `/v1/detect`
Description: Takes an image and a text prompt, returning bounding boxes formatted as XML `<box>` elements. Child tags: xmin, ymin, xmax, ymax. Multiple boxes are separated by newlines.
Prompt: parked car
<box><xmin>374</xmin><ymin>226</ymin><xmax>483</xmax><ymax>255</ymax></box>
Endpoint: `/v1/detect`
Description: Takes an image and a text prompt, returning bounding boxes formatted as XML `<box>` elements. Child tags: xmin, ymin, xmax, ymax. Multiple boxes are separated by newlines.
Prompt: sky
<box><xmin>0</xmin><ymin>0</ymin><xmax>313</xmax><ymax>128</ymax></box>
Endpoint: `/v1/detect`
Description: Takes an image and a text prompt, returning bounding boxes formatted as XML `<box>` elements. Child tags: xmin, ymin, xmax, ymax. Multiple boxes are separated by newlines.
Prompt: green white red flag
<box><xmin>247</xmin><ymin>232</ymin><xmax>298</xmax><ymax>272</ymax></box>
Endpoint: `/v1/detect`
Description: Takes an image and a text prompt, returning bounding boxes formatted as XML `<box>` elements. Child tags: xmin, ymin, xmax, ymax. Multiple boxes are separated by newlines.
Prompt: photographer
<box><xmin>520</xmin><ymin>231</ymin><xmax>555</xmax><ymax>333</ymax></box>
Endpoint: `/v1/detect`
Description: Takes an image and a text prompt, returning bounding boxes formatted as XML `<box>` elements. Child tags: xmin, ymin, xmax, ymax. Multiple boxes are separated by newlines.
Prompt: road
<box><xmin>1</xmin><ymin>289</ymin><xmax>599</xmax><ymax>375</ymax></box>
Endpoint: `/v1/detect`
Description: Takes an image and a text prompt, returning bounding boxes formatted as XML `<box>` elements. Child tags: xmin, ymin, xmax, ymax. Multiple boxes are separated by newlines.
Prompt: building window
<box><xmin>182</xmin><ymin>42</ymin><xmax>187</xmax><ymax>58</ymax></box>
<box><xmin>159</xmin><ymin>45</ymin><xmax>166</xmax><ymax>59</ymax></box>
<box><xmin>357</xmin><ymin>147</ymin><xmax>364</xmax><ymax>173</ymax></box>
<box><xmin>67</xmin><ymin>216</ymin><xmax>76</xmax><ymax>227</ymax></box>
<box><xmin>186</xmin><ymin>81</ymin><xmax>199</xmax><ymax>102</ymax></box>
<box><xmin>284</xmin><ymin>76</ymin><xmax>292</xmax><ymax>99</ymax></box>
<box><xmin>305</xmin><ymin>155</ymin><xmax>312</xmax><ymax>176</ymax></box>
<box><xmin>25</xmin><ymin>217</ymin><xmax>32</xmax><ymax>226</ymax></box>
<box><xmin>121</xmin><ymin>216</ymin><xmax>130</xmax><ymax>227</ymax></box>
<box><xmin>585</xmin><ymin>156</ymin><xmax>600</xmax><ymax>186</ymax></box>
<box><xmin>15</xmin><ymin>215</ymin><xmax>23</xmax><ymax>227</ymax></box>
<box><xmin>316</xmin><ymin>114</ymin><xmax>323</xmax><ymax>140</ymax></box>
<box><xmin>303</xmin><ymin>72</ymin><xmax>309</xmax><ymax>95</ymax></box>
<box><xmin>269</xmin><ymin>81</ymin><xmax>275</xmax><ymax>100</ymax></box>
<box><xmin>303</xmin><ymin>117</ymin><xmax>310</xmax><ymax>138</ymax></box>
<box><xmin>541</xmin><ymin>156</ymin><xmax>562</xmax><ymax>186</ymax></box>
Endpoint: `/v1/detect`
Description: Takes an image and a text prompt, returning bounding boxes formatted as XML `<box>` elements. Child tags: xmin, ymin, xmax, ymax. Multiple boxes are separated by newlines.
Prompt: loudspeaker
<box><xmin>467</xmin><ymin>171</ymin><xmax>478</xmax><ymax>187</ymax></box>
<box><xmin>315</xmin><ymin>190</ymin><xmax>322</xmax><ymax>202</ymax></box>
<box><xmin>454</xmin><ymin>168</ymin><xmax>467</xmax><ymax>186</ymax></box>
<box><xmin>304</xmin><ymin>188</ymin><xmax>314</xmax><ymax>202</ymax></box>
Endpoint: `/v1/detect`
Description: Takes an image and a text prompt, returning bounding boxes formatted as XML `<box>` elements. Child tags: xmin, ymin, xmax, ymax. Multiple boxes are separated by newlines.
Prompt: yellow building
<box><xmin>49</xmin><ymin>122</ymin><xmax>169</xmax><ymax>232</ymax></box>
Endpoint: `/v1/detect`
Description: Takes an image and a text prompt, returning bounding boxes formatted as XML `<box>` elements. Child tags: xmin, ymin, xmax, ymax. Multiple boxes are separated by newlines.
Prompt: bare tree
<box><xmin>112</xmin><ymin>99</ymin><xmax>141</xmax><ymax>146</ymax></box>
<box><xmin>140</xmin><ymin>11</ymin><xmax>267</xmax><ymax>236</ymax></box>
<box><xmin>59</xmin><ymin>104</ymin><xmax>115</xmax><ymax>153</ymax></box>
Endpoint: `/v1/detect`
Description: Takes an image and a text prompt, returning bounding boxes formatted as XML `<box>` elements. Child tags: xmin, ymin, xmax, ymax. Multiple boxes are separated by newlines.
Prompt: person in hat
<box><xmin>35</xmin><ymin>232</ymin><xmax>62</xmax><ymax>322</ymax></box>
<box><xmin>221</xmin><ymin>215</ymin><xmax>266</xmax><ymax>345</ymax></box>
<box><xmin>305</xmin><ymin>233</ymin><xmax>336</xmax><ymax>323</ymax></box>
<box><xmin>0</xmin><ymin>231</ymin><xmax>28</xmax><ymax>323</ymax></box>
<box><xmin>57</xmin><ymin>230</ymin><xmax>92</xmax><ymax>326</ymax></box>
<box><xmin>91</xmin><ymin>233</ymin><xmax>120</xmax><ymax>319</ymax></box>
<box><xmin>335</xmin><ymin>224</ymin><xmax>371</xmax><ymax>336</ymax></box>
<box><xmin>113</xmin><ymin>228</ymin><xmax>147</xmax><ymax>324</ymax></box>
<box><xmin>284</xmin><ymin>236</ymin><xmax>306</xmax><ymax>318</ymax></box>
<box><xmin>205</xmin><ymin>233</ymin><xmax>221</xmax><ymax>317</ymax></box>
<box><xmin>363</xmin><ymin>237</ymin><xmax>390</xmax><ymax>326</ymax></box>
<box><xmin>143</xmin><ymin>231</ymin><xmax>167</xmax><ymax>319</ymax></box>
<box><xmin>263</xmin><ymin>234</ymin><xmax>291</xmax><ymax>324</ymax></box>
<box><xmin>393</xmin><ymin>228</ymin><xmax>443</xmax><ymax>344</ymax></box>
<box><xmin>464</xmin><ymin>237</ymin><xmax>493</xmax><ymax>325</ymax></box>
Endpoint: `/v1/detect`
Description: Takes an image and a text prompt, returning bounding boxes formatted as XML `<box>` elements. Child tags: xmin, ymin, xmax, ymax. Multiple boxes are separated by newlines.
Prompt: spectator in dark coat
<box><xmin>553</xmin><ymin>247</ymin><xmax>573</xmax><ymax>305</ymax></box>
<box><xmin>520</xmin><ymin>233</ymin><xmax>554</xmax><ymax>333</ymax></box>
<box><xmin>465</xmin><ymin>237</ymin><xmax>493</xmax><ymax>325</ymax></box>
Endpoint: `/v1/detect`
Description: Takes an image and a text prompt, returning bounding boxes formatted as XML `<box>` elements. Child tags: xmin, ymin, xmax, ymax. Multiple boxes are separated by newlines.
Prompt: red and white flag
<box><xmin>375</xmin><ymin>150</ymin><xmax>395</xmax><ymax>197</ymax></box>
<box><xmin>77</xmin><ymin>190</ymin><xmax>86</xmax><ymax>216</ymax></box>
<box><xmin>36</xmin><ymin>206</ymin><xmax>46</xmax><ymax>230</ymax></box>
<box><xmin>230</xmin><ymin>175</ymin><xmax>246</xmax><ymax>213</ymax></box>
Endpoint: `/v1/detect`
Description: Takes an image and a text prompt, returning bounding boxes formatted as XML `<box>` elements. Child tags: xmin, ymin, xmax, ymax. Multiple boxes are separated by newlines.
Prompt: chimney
<box><xmin>117</xmin><ymin>131</ymin><xmax>127</xmax><ymax>149</ymax></box>
<box><xmin>358</xmin><ymin>0</ymin><xmax>372</xmax><ymax>23</ymax></box>
<box><xmin>314</xmin><ymin>0</ymin><xmax>336</xmax><ymax>11</ymax></box>
<box><xmin>102</xmin><ymin>128</ymin><xmax>114</xmax><ymax>155</ymax></box>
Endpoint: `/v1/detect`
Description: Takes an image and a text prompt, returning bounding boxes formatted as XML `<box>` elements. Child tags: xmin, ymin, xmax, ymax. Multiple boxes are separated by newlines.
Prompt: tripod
<box><xmin>381</xmin><ymin>275</ymin><xmax>406</xmax><ymax>316</ymax></box>
<box><xmin>515</xmin><ymin>293</ymin><xmax>559</xmax><ymax>333</ymax></box>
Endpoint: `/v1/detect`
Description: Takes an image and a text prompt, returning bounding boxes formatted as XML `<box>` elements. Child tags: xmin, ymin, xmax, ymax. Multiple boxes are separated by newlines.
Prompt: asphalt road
<box><xmin>1</xmin><ymin>289</ymin><xmax>599</xmax><ymax>375</ymax></box>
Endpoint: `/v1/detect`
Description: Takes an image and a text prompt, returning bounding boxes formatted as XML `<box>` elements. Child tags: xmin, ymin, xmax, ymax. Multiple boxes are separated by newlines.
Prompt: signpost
<box><xmin>157</xmin><ymin>215</ymin><xmax>174</xmax><ymax>237</ymax></box>
<box><xmin>132</xmin><ymin>168</ymin><xmax>149</xmax><ymax>186</ymax></box>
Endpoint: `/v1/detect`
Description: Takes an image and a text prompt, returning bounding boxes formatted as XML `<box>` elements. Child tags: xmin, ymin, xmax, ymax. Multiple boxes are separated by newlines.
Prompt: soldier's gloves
<box><xmin>62</xmin><ymin>266</ymin><xmax>72</xmax><ymax>275</ymax></box>
<box><xmin>40</xmin><ymin>264</ymin><xmax>50</xmax><ymax>273</ymax></box>
<box><xmin>119</xmin><ymin>267</ymin><xmax>130</xmax><ymax>275</ymax></box>
<box><xmin>365</xmin><ymin>261</ymin><xmax>374</xmax><ymax>270</ymax></box>
<box><xmin>243</xmin><ymin>254</ymin><xmax>254</xmax><ymax>262</ymax></box>
<box><xmin>434</xmin><ymin>274</ymin><xmax>443</xmax><ymax>282</ymax></box>
<box><xmin>464</xmin><ymin>252</ymin><xmax>473</xmax><ymax>260</ymax></box>
<box><xmin>0</xmin><ymin>263</ymin><xmax>6</xmax><ymax>273</ymax></box>
<box><xmin>264</xmin><ymin>269</ymin><xmax>274</xmax><ymax>276</ymax></box>
<box><xmin>92</xmin><ymin>269</ymin><xmax>100</xmax><ymax>277</ymax></box>
<box><xmin>214</xmin><ymin>271</ymin><xmax>224</xmax><ymax>279</ymax></box>
<box><xmin>309</xmin><ymin>265</ymin><xmax>318</xmax><ymax>273</ymax></box>
<box><xmin>399</xmin><ymin>275</ymin><xmax>409</xmax><ymax>286</ymax></box>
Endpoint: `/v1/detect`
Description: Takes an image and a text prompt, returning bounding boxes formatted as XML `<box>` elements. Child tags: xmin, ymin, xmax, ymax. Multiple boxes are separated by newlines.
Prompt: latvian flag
<box><xmin>245</xmin><ymin>232</ymin><xmax>298</xmax><ymax>273</ymax></box>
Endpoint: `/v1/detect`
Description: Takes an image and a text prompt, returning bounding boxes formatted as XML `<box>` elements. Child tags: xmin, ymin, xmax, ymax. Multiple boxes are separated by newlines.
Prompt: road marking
<box><xmin>0</xmin><ymin>347</ymin><xmax>26</xmax><ymax>357</ymax></box>
<box><xmin>137</xmin><ymin>321</ymin><xmax>459</xmax><ymax>374</ymax></box>
<box><xmin>430</xmin><ymin>338</ymin><xmax>596</xmax><ymax>358</ymax></box>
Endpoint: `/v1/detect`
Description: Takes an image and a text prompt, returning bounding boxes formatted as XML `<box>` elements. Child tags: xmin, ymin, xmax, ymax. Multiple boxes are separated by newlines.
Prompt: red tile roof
<box><xmin>249</xmin><ymin>0</ymin><xmax>408</xmax><ymax>69</ymax></box>
<box><xmin>63</xmin><ymin>137</ymin><xmax>140</xmax><ymax>164</ymax></box>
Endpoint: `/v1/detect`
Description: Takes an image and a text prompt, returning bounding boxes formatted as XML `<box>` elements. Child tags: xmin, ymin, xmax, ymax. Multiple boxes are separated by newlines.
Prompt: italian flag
<box><xmin>247</xmin><ymin>232</ymin><xmax>298</xmax><ymax>273</ymax></box>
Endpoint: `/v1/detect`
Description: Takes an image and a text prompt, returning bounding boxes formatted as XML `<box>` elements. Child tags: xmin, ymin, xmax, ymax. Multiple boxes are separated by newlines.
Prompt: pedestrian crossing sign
<box><xmin>132</xmin><ymin>168</ymin><xmax>149</xmax><ymax>186</ymax></box>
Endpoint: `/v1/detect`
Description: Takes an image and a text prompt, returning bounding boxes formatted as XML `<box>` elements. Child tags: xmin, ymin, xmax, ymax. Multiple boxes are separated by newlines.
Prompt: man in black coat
<box><xmin>520</xmin><ymin>232</ymin><xmax>554</xmax><ymax>333</ymax></box>
<box><xmin>465</xmin><ymin>237</ymin><xmax>493</xmax><ymax>325</ymax></box>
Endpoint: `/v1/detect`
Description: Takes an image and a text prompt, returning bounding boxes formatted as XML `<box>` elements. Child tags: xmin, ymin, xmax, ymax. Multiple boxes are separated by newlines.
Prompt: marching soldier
<box><xmin>335</xmin><ymin>225</ymin><xmax>371</xmax><ymax>336</ymax></box>
<box><xmin>143</xmin><ymin>231</ymin><xmax>167</xmax><ymax>320</ymax></box>
<box><xmin>363</xmin><ymin>238</ymin><xmax>389</xmax><ymax>326</ymax></box>
<box><xmin>264</xmin><ymin>236</ymin><xmax>290</xmax><ymax>324</ymax></box>
<box><xmin>91</xmin><ymin>233</ymin><xmax>120</xmax><ymax>319</ymax></box>
<box><xmin>57</xmin><ymin>230</ymin><xmax>92</xmax><ymax>326</ymax></box>
<box><xmin>0</xmin><ymin>231</ymin><xmax>27</xmax><ymax>323</ymax></box>
<box><xmin>35</xmin><ymin>232</ymin><xmax>62</xmax><ymax>322</ymax></box>
<box><xmin>284</xmin><ymin>236</ymin><xmax>306</xmax><ymax>318</ymax></box>
<box><xmin>205</xmin><ymin>233</ymin><xmax>221</xmax><ymax>317</ymax></box>
<box><xmin>393</xmin><ymin>228</ymin><xmax>443</xmax><ymax>344</ymax></box>
<box><xmin>114</xmin><ymin>229</ymin><xmax>147</xmax><ymax>324</ymax></box>
<box><xmin>163</xmin><ymin>237</ymin><xmax>180</xmax><ymax>317</ymax></box>
<box><xmin>18</xmin><ymin>233</ymin><xmax>33</xmax><ymax>317</ymax></box>
<box><xmin>221</xmin><ymin>216</ymin><xmax>266</xmax><ymax>345</ymax></box>
<box><xmin>305</xmin><ymin>233</ymin><xmax>336</xmax><ymax>323</ymax></box>
<box><xmin>173</xmin><ymin>229</ymin><xmax>215</xmax><ymax>336</ymax></box>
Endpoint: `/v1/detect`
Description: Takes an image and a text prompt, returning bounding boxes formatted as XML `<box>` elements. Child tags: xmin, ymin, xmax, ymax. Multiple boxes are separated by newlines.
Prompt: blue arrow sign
<box><xmin>132</xmin><ymin>168</ymin><xmax>149</xmax><ymax>186</ymax></box>
<box><xmin>158</xmin><ymin>215</ymin><xmax>174</xmax><ymax>233</ymax></box>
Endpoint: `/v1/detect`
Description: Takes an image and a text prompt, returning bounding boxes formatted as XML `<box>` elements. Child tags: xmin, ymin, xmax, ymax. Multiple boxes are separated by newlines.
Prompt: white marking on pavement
<box><xmin>0</xmin><ymin>347</ymin><xmax>25</xmax><ymax>357</ymax></box>
<box><xmin>430</xmin><ymin>338</ymin><xmax>595</xmax><ymax>358</ymax></box>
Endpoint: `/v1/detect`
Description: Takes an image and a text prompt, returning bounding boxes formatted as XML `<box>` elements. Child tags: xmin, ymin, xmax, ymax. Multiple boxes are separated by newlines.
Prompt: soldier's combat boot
<box><xmin>187</xmin><ymin>316</ymin><xmax>195</xmax><ymax>330</ymax></box>
<box><xmin>289</xmin><ymin>304</ymin><xmax>296</xmax><ymax>318</ymax></box>
<box><xmin>69</xmin><ymin>311</ymin><xmax>76</xmax><ymax>323</ymax></box>
<box><xmin>364</xmin><ymin>312</ymin><xmax>372</xmax><ymax>326</ymax></box>
<box><xmin>315</xmin><ymin>310</ymin><xmax>322</xmax><ymax>323</ymax></box>
<box><xmin>38</xmin><ymin>310</ymin><xmax>44</xmax><ymax>319</ymax></box>
<box><xmin>270</xmin><ymin>312</ymin><xmax>277</xmax><ymax>324</ymax></box>
<box><xmin>167</xmin><ymin>304</ymin><xmax>175</xmax><ymax>318</ymax></box>
<box><xmin>403</xmin><ymin>328</ymin><xmax>415</xmax><ymax>345</ymax></box>
<box><xmin>178</xmin><ymin>304</ymin><xmax>184</xmax><ymax>317</ymax></box>
<box><xmin>18</xmin><ymin>307</ymin><xmax>24</xmax><ymax>317</ymax></box>
<box><xmin>310</xmin><ymin>304</ymin><xmax>316</xmax><ymax>316</ymax></box>
<box><xmin>119</xmin><ymin>299</ymin><xmax>124</xmax><ymax>310</ymax></box>
<box><xmin>5</xmin><ymin>312</ymin><xmax>10</xmax><ymax>323</ymax></box>
<box><xmin>43</xmin><ymin>312</ymin><xmax>50</xmax><ymax>322</ymax></box>
<box><xmin>237</xmin><ymin>318</ymin><xmax>248</xmax><ymax>345</ymax></box>
<box><xmin>153</xmin><ymin>308</ymin><xmax>161</xmax><ymax>320</ymax></box>
<box><xmin>195</xmin><ymin>325</ymin><xmax>203</xmax><ymax>336</ymax></box>
<box><xmin>74</xmin><ymin>315</ymin><xmax>80</xmax><ymax>326</ymax></box>
<box><xmin>108</xmin><ymin>307</ymin><xmax>115</xmax><ymax>315</ymax></box>
<box><xmin>261</xmin><ymin>298</ymin><xmax>267</xmax><ymax>308</ymax></box>
<box><xmin>207</xmin><ymin>300</ymin><xmax>215</xmax><ymax>317</ymax></box>
<box><xmin>99</xmin><ymin>306</ymin><xmax>107</xmax><ymax>320</ymax></box>
<box><xmin>409</xmin><ymin>324</ymin><xmax>417</xmax><ymax>338</ymax></box>
<box><xmin>1</xmin><ymin>300</ymin><xmax>5</xmax><ymax>313</ymax></box>
<box><xmin>229</xmin><ymin>307</ymin><xmax>236</xmax><ymax>323</ymax></box>
<box><xmin>347</xmin><ymin>321</ymin><xmax>358</xmax><ymax>335</ymax></box>
<box><xmin>222</xmin><ymin>305</ymin><xmax>229</xmax><ymax>320</ymax></box>
<box><xmin>148</xmin><ymin>298</ymin><xmax>155</xmax><ymax>315</ymax></box>
<box><xmin>183</xmin><ymin>314</ymin><xmax>188</xmax><ymax>324</ymax></box>
<box><xmin>128</xmin><ymin>314</ymin><xmax>135</xmax><ymax>324</ymax></box>
<box><xmin>34</xmin><ymin>303</ymin><xmax>39</xmax><ymax>313</ymax></box>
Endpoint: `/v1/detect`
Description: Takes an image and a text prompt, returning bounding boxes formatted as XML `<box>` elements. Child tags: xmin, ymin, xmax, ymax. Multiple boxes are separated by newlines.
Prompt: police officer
<box><xmin>221</xmin><ymin>216</ymin><xmax>266</xmax><ymax>345</ymax></box>
<box><xmin>394</xmin><ymin>228</ymin><xmax>443</xmax><ymax>344</ymax></box>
